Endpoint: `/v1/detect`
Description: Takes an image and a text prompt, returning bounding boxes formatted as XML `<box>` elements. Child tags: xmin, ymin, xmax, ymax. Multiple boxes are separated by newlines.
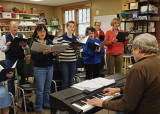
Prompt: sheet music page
<box><xmin>50</xmin><ymin>45</ymin><xmax>69</xmax><ymax>52</ymax></box>
<box><xmin>12</xmin><ymin>60</ymin><xmax>18</xmax><ymax>69</ymax></box>
<box><xmin>72</xmin><ymin>77</ymin><xmax>115</xmax><ymax>91</ymax></box>
<box><xmin>78</xmin><ymin>36</ymin><xmax>89</xmax><ymax>44</ymax></box>
<box><xmin>31</xmin><ymin>42</ymin><xmax>51</xmax><ymax>52</ymax></box>
<box><xmin>0</xmin><ymin>65</ymin><xmax>4</xmax><ymax>72</ymax></box>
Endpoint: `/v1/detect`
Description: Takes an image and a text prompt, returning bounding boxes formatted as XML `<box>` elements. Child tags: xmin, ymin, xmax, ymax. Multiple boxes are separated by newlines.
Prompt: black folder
<box><xmin>11</xmin><ymin>37</ymin><xmax>28</xmax><ymax>47</ymax></box>
<box><xmin>99</xmin><ymin>35</ymin><xmax>105</xmax><ymax>41</ymax></box>
<box><xmin>116</xmin><ymin>32</ymin><xmax>129</xmax><ymax>42</ymax></box>
<box><xmin>69</xmin><ymin>41</ymin><xmax>84</xmax><ymax>49</ymax></box>
<box><xmin>88</xmin><ymin>42</ymin><xmax>100</xmax><ymax>50</ymax></box>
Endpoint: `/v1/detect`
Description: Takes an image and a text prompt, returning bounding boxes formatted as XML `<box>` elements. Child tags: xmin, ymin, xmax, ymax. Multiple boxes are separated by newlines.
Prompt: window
<box><xmin>64</xmin><ymin>10</ymin><xmax>74</xmax><ymax>33</ymax></box>
<box><xmin>77</xmin><ymin>8</ymin><xmax>90</xmax><ymax>37</ymax></box>
<box><xmin>61</xmin><ymin>4</ymin><xmax>91</xmax><ymax>37</ymax></box>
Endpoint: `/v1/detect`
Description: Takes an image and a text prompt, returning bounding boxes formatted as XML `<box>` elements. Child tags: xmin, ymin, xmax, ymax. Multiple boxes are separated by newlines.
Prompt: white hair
<box><xmin>10</xmin><ymin>21</ymin><xmax>18</xmax><ymax>26</ymax></box>
<box><xmin>132</xmin><ymin>33</ymin><xmax>158</xmax><ymax>54</ymax></box>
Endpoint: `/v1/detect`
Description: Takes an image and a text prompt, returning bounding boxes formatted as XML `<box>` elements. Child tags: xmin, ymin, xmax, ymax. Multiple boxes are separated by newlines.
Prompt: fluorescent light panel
<box><xmin>29</xmin><ymin>0</ymin><xmax>43</xmax><ymax>1</ymax></box>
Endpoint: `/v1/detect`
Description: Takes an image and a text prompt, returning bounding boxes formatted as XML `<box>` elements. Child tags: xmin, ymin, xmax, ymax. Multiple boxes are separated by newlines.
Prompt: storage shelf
<box><xmin>0</xmin><ymin>18</ymin><xmax>39</xmax><ymax>21</ymax></box>
<box><xmin>130</xmin><ymin>32</ymin><xmax>155</xmax><ymax>34</ymax></box>
<box><xmin>1</xmin><ymin>31</ymin><xmax>54</xmax><ymax>33</ymax></box>
<box><xmin>1</xmin><ymin>31</ymin><xmax>34</xmax><ymax>33</ymax></box>
<box><xmin>0</xmin><ymin>12</ymin><xmax>39</xmax><ymax>16</ymax></box>
<box><xmin>12</xmin><ymin>13</ymin><xmax>39</xmax><ymax>16</ymax></box>
<box><xmin>121</xmin><ymin>20</ymin><xmax>158</xmax><ymax>22</ymax></box>
<box><xmin>0</xmin><ymin>25</ymin><xmax>37</xmax><ymax>27</ymax></box>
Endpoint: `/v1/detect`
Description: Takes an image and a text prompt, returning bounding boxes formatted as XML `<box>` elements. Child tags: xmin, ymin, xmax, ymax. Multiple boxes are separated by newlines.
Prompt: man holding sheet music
<box><xmin>0</xmin><ymin>21</ymin><xmax>28</xmax><ymax>96</ymax></box>
<box><xmin>88</xmin><ymin>33</ymin><xmax>160</xmax><ymax>114</ymax></box>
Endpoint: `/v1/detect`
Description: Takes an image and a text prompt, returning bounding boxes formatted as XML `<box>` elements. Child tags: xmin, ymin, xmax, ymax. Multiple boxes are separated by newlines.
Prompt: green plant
<box><xmin>12</xmin><ymin>7</ymin><xmax>19</xmax><ymax>11</ymax></box>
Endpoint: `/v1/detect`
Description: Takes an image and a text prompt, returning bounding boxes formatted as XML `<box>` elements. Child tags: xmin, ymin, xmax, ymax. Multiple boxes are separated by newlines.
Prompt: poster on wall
<box><xmin>94</xmin><ymin>14</ymin><xmax>117</xmax><ymax>33</ymax></box>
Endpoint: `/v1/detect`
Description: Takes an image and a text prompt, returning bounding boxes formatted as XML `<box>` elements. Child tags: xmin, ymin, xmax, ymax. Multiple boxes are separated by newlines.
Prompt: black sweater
<box><xmin>30</xmin><ymin>38</ymin><xmax>55</xmax><ymax>67</ymax></box>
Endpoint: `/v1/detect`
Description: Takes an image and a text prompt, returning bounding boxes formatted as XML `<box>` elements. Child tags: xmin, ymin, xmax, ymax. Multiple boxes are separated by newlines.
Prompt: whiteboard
<box><xmin>94</xmin><ymin>15</ymin><xmax>117</xmax><ymax>34</ymax></box>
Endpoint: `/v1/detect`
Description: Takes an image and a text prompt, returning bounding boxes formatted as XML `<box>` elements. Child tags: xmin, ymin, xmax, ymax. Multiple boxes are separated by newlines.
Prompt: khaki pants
<box><xmin>106</xmin><ymin>54</ymin><xmax>123</xmax><ymax>75</ymax></box>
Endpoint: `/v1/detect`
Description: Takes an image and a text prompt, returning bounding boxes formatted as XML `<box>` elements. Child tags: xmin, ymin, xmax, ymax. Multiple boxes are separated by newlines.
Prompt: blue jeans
<box><xmin>60</xmin><ymin>61</ymin><xmax>76</xmax><ymax>89</ymax></box>
<box><xmin>34</xmin><ymin>65</ymin><xmax>53</xmax><ymax>111</ymax></box>
<box><xmin>5</xmin><ymin>58</ymin><xmax>25</xmax><ymax>96</ymax></box>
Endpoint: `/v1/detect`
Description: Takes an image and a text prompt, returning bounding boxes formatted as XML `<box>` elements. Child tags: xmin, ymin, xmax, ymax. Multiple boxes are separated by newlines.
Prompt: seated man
<box><xmin>88</xmin><ymin>33</ymin><xmax>160</xmax><ymax>114</ymax></box>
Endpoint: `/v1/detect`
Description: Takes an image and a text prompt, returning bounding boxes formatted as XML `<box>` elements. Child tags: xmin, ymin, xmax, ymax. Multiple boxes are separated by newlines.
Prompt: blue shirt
<box><xmin>83</xmin><ymin>38</ymin><xmax>104</xmax><ymax>64</ymax></box>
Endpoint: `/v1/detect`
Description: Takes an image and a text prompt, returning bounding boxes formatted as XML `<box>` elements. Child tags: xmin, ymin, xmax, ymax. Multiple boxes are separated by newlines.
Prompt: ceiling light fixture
<box><xmin>29</xmin><ymin>0</ymin><xmax>43</xmax><ymax>1</ymax></box>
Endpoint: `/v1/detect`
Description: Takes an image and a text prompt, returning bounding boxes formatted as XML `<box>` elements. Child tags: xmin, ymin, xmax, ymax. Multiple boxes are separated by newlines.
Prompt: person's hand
<box><xmin>52</xmin><ymin>51</ymin><xmax>58</xmax><ymax>56</ymax></box>
<box><xmin>125</xmin><ymin>36</ymin><xmax>130</xmax><ymax>40</ymax></box>
<box><xmin>95</xmin><ymin>47</ymin><xmax>101</xmax><ymax>53</ymax></box>
<box><xmin>6</xmin><ymin>72</ymin><xmax>14</xmax><ymax>78</ymax></box>
<box><xmin>43</xmin><ymin>49</ymin><xmax>51</xmax><ymax>55</ymax></box>
<box><xmin>19</xmin><ymin>41</ymin><xmax>27</xmax><ymax>47</ymax></box>
<box><xmin>112</xmin><ymin>38</ymin><xmax>117</xmax><ymax>43</ymax></box>
<box><xmin>87</xmin><ymin>98</ymin><xmax>103</xmax><ymax>107</ymax></box>
<box><xmin>103</xmin><ymin>88</ymin><xmax>120</xmax><ymax>96</ymax></box>
<box><xmin>6</xmin><ymin>41</ymin><xmax>11</xmax><ymax>47</ymax></box>
<box><xmin>77</xmin><ymin>46</ymin><xmax>82</xmax><ymax>50</ymax></box>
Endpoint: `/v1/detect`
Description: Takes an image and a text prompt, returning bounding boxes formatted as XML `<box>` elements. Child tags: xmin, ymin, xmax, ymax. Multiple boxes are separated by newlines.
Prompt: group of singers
<box><xmin>0</xmin><ymin>17</ymin><xmax>160</xmax><ymax>114</ymax></box>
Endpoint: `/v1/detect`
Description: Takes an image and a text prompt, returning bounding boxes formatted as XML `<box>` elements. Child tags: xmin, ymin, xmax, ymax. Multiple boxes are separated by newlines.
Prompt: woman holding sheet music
<box><xmin>105</xmin><ymin>18</ymin><xmax>129</xmax><ymax>75</ymax></box>
<box><xmin>57</xmin><ymin>21</ymin><xmax>79</xmax><ymax>90</ymax></box>
<box><xmin>30</xmin><ymin>24</ymin><xmax>57</xmax><ymax>113</ymax></box>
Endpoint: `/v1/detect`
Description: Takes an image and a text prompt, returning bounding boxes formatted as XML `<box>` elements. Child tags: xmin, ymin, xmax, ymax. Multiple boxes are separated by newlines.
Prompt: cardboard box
<box><xmin>122</xmin><ymin>4</ymin><xmax>129</xmax><ymax>11</ymax></box>
<box><xmin>126</xmin><ymin>0</ymin><xmax>137</xmax><ymax>3</ymax></box>
<box><xmin>2</xmin><ymin>12</ymin><xmax>12</xmax><ymax>18</ymax></box>
<box><xmin>130</xmin><ymin>2</ymin><xmax>138</xmax><ymax>9</ymax></box>
<box><xmin>31</xmin><ymin>8</ymin><xmax>38</xmax><ymax>14</ymax></box>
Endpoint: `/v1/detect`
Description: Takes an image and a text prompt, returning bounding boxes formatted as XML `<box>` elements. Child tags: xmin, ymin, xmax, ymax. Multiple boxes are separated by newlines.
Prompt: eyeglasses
<box><xmin>38</xmin><ymin>30</ymin><xmax>46</xmax><ymax>33</ymax></box>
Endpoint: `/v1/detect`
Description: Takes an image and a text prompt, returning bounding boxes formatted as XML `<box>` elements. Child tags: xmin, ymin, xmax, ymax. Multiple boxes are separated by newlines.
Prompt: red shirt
<box><xmin>105</xmin><ymin>29</ymin><xmax>129</xmax><ymax>55</ymax></box>
<box><xmin>95</xmin><ymin>29</ymin><xmax>105</xmax><ymax>39</ymax></box>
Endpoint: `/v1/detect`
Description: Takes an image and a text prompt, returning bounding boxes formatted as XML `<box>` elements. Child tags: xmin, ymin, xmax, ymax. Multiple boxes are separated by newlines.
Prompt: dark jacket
<box><xmin>30</xmin><ymin>38</ymin><xmax>55</xmax><ymax>67</ymax></box>
<box><xmin>103</xmin><ymin>55</ymin><xmax>160</xmax><ymax>114</ymax></box>
<box><xmin>5</xmin><ymin>33</ymin><xmax>25</xmax><ymax>65</ymax></box>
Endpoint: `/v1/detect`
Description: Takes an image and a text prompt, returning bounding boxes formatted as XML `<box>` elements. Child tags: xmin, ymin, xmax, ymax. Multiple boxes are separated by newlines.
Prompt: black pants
<box><xmin>85</xmin><ymin>64</ymin><xmax>100</xmax><ymax>80</ymax></box>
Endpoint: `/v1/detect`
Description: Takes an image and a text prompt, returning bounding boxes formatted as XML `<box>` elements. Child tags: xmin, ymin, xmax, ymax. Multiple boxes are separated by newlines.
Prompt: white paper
<box><xmin>0</xmin><ymin>65</ymin><xmax>4</xmax><ymax>72</ymax></box>
<box><xmin>0</xmin><ymin>60</ymin><xmax>17</xmax><ymax>72</ymax></box>
<box><xmin>72</xmin><ymin>77</ymin><xmax>115</xmax><ymax>92</ymax></box>
<box><xmin>78</xmin><ymin>36</ymin><xmax>89</xmax><ymax>44</ymax></box>
<box><xmin>50</xmin><ymin>45</ymin><xmax>69</xmax><ymax>52</ymax></box>
<box><xmin>31</xmin><ymin>42</ymin><xmax>69</xmax><ymax>52</ymax></box>
<box><xmin>12</xmin><ymin>60</ymin><xmax>17</xmax><ymax>69</ymax></box>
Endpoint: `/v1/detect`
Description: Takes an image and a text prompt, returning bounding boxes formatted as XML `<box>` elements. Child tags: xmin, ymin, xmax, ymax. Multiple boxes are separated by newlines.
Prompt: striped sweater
<box><xmin>57</xmin><ymin>32</ymin><xmax>77</xmax><ymax>62</ymax></box>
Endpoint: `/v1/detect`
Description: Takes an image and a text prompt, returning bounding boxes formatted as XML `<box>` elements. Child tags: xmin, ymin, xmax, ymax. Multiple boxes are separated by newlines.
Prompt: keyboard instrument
<box><xmin>50</xmin><ymin>73</ymin><xmax>126</xmax><ymax>114</ymax></box>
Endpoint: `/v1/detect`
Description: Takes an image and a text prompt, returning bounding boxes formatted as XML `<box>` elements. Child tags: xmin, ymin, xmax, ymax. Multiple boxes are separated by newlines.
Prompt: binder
<box><xmin>11</xmin><ymin>37</ymin><xmax>28</xmax><ymax>47</ymax></box>
<box><xmin>116</xmin><ymin>32</ymin><xmax>129</xmax><ymax>42</ymax></box>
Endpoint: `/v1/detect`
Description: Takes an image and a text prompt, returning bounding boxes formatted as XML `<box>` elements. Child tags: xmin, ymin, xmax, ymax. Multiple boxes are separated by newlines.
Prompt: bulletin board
<box><xmin>94</xmin><ymin>14</ymin><xmax>117</xmax><ymax>33</ymax></box>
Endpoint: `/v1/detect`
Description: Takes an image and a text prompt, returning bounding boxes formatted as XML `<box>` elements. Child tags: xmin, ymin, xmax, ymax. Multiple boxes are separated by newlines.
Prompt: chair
<box><xmin>123</xmin><ymin>55</ymin><xmax>132</xmax><ymax>74</ymax></box>
<box><xmin>9</xmin><ymin>92</ymin><xmax>16</xmax><ymax>114</ymax></box>
<box><xmin>17</xmin><ymin>64</ymin><xmax>36</xmax><ymax>114</ymax></box>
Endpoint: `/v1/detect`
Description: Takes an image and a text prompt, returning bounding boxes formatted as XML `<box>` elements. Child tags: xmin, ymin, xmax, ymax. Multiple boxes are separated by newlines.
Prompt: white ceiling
<box><xmin>2</xmin><ymin>0</ymin><xmax>90</xmax><ymax>6</ymax></box>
